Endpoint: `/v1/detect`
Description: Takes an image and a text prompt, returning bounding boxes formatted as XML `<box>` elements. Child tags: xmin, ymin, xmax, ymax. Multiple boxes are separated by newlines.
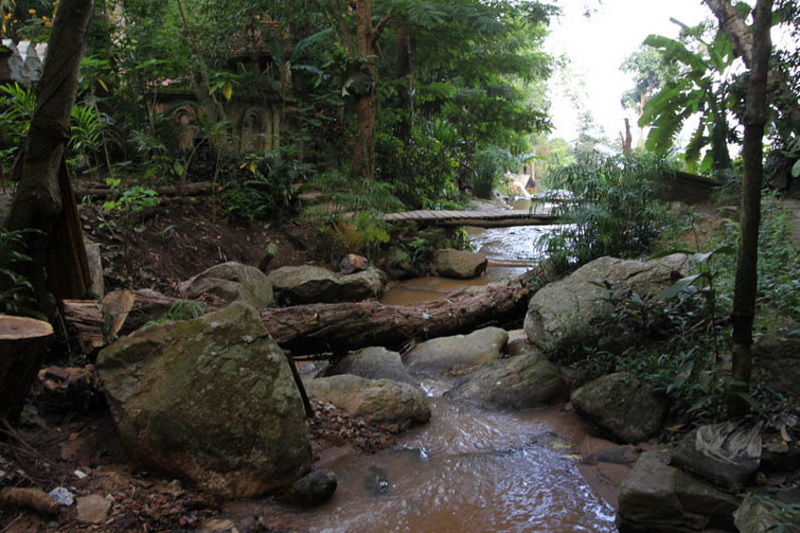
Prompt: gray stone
<box><xmin>430</xmin><ymin>248</ymin><xmax>488</xmax><ymax>279</ymax></box>
<box><xmin>734</xmin><ymin>491</ymin><xmax>800</xmax><ymax>533</ymax></box>
<box><xmin>304</xmin><ymin>375</ymin><xmax>430</xmax><ymax>426</ymax></box>
<box><xmin>178</xmin><ymin>261</ymin><xmax>274</xmax><ymax>308</ymax></box>
<box><xmin>570</xmin><ymin>372</ymin><xmax>669</xmax><ymax>444</ymax></box>
<box><xmin>327</xmin><ymin>347</ymin><xmax>417</xmax><ymax>386</ymax></box>
<box><xmin>670</xmin><ymin>421</ymin><xmax>762</xmax><ymax>491</ymax></box>
<box><xmin>589</xmin><ymin>445</ymin><xmax>641</xmax><ymax>465</ymax></box>
<box><xmin>445</xmin><ymin>354</ymin><xmax>568</xmax><ymax>410</ymax></box>
<box><xmin>618</xmin><ymin>450</ymin><xmax>738</xmax><ymax>532</ymax></box>
<box><xmin>76</xmin><ymin>495</ymin><xmax>113</xmax><ymax>524</ymax></box>
<box><xmin>97</xmin><ymin>302</ymin><xmax>311</xmax><ymax>498</ymax></box>
<box><xmin>267</xmin><ymin>265</ymin><xmax>386</xmax><ymax>304</ymax></box>
<box><xmin>506</xmin><ymin>336</ymin><xmax>538</xmax><ymax>356</ymax></box>
<box><xmin>403</xmin><ymin>327</ymin><xmax>508</xmax><ymax>375</ymax></box>
<box><xmin>524</xmin><ymin>254</ymin><xmax>690</xmax><ymax>352</ymax></box>
<box><xmin>283</xmin><ymin>469</ymin><xmax>338</xmax><ymax>506</ymax></box>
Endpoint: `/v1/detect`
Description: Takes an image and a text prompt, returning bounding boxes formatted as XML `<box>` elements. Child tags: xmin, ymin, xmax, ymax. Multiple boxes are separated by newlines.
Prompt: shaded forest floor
<box><xmin>79</xmin><ymin>193</ymin><xmax>317</xmax><ymax>295</ymax></box>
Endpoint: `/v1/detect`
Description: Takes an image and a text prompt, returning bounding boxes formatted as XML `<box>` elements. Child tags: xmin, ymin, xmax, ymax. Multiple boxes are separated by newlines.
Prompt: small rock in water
<box><xmin>365</xmin><ymin>465</ymin><xmax>390</xmax><ymax>495</ymax></box>
<box><xmin>283</xmin><ymin>469</ymin><xmax>338</xmax><ymax>506</ymax></box>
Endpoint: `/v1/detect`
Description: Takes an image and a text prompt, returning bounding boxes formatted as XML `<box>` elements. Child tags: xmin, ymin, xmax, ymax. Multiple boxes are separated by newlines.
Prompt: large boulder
<box><xmin>570</xmin><ymin>372</ymin><xmax>669</xmax><ymax>444</ymax></box>
<box><xmin>445</xmin><ymin>354</ymin><xmax>568</xmax><ymax>410</ymax></box>
<box><xmin>403</xmin><ymin>327</ymin><xmax>508</xmax><ymax>375</ymax></box>
<box><xmin>430</xmin><ymin>249</ymin><xmax>488</xmax><ymax>279</ymax></box>
<box><xmin>304</xmin><ymin>375</ymin><xmax>431</xmax><ymax>426</ymax></box>
<box><xmin>524</xmin><ymin>254</ymin><xmax>690</xmax><ymax>352</ymax></box>
<box><xmin>177</xmin><ymin>261</ymin><xmax>274</xmax><ymax>308</ymax></box>
<box><xmin>670</xmin><ymin>421</ymin><xmax>762</xmax><ymax>491</ymax></box>
<box><xmin>326</xmin><ymin>347</ymin><xmax>417</xmax><ymax>386</ymax></box>
<box><xmin>618</xmin><ymin>450</ymin><xmax>738</xmax><ymax>532</ymax></box>
<box><xmin>266</xmin><ymin>265</ymin><xmax>387</xmax><ymax>305</ymax></box>
<box><xmin>96</xmin><ymin>302</ymin><xmax>311</xmax><ymax>498</ymax></box>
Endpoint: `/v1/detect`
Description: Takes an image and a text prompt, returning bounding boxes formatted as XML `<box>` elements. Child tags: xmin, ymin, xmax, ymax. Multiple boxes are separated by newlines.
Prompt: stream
<box><xmin>232</xmin><ymin>385</ymin><xmax>616</xmax><ymax>532</ymax></box>
<box><xmin>219</xmin><ymin>206</ymin><xmax>619</xmax><ymax>532</ymax></box>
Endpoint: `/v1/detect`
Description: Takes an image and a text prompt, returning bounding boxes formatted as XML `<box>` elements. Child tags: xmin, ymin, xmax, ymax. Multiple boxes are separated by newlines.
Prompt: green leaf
<box><xmin>221</xmin><ymin>82</ymin><xmax>233</xmax><ymax>101</ymax></box>
<box><xmin>660</xmin><ymin>273</ymin><xmax>703</xmax><ymax>299</ymax></box>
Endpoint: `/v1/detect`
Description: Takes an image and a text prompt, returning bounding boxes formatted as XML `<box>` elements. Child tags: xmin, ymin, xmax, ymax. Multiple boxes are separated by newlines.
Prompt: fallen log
<box><xmin>76</xmin><ymin>181</ymin><xmax>223</xmax><ymax>200</ymax></box>
<box><xmin>61</xmin><ymin>283</ymin><xmax>532</xmax><ymax>356</ymax></box>
<box><xmin>260</xmin><ymin>283</ymin><xmax>531</xmax><ymax>356</ymax></box>
<box><xmin>62</xmin><ymin>289</ymin><xmax>181</xmax><ymax>353</ymax></box>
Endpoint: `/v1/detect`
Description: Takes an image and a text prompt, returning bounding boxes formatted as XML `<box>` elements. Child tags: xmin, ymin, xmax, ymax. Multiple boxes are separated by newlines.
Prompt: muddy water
<box><xmin>381</xmin><ymin>210</ymin><xmax>551</xmax><ymax>306</ymax></box>
<box><xmin>379</xmin><ymin>264</ymin><xmax>528</xmax><ymax>306</ymax></box>
<box><xmin>228</xmin><ymin>383</ymin><xmax>616</xmax><ymax>533</ymax></box>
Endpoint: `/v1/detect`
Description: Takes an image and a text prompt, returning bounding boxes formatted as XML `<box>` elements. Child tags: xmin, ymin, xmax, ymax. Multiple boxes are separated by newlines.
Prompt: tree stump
<box><xmin>0</xmin><ymin>314</ymin><xmax>53</xmax><ymax>423</ymax></box>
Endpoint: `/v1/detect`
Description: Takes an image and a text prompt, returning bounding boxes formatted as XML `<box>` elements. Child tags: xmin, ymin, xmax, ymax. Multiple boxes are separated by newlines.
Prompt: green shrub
<box><xmin>0</xmin><ymin>83</ymin><xmax>36</xmax><ymax>178</ymax></box>
<box><xmin>222</xmin><ymin>148</ymin><xmax>309</xmax><ymax>223</ymax></box>
<box><xmin>535</xmin><ymin>154</ymin><xmax>673</xmax><ymax>273</ymax></box>
<box><xmin>470</xmin><ymin>145</ymin><xmax>517</xmax><ymax>199</ymax></box>
<box><xmin>0</xmin><ymin>228</ymin><xmax>42</xmax><ymax>317</ymax></box>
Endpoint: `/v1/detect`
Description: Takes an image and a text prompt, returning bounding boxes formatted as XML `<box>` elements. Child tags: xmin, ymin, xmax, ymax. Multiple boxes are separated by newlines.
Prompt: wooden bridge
<box><xmin>380</xmin><ymin>206</ymin><xmax>557</xmax><ymax>228</ymax></box>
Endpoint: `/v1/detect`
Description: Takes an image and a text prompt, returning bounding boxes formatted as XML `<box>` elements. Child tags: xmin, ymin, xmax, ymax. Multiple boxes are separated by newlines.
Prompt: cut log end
<box><xmin>0</xmin><ymin>314</ymin><xmax>53</xmax><ymax>340</ymax></box>
<box><xmin>0</xmin><ymin>314</ymin><xmax>54</xmax><ymax>423</ymax></box>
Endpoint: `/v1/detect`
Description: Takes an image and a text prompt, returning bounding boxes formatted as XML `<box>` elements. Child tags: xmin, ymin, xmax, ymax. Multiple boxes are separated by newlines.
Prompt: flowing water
<box><xmin>227</xmin><ymin>383</ymin><xmax>616</xmax><ymax>533</ymax></box>
<box><xmin>220</xmin><ymin>208</ymin><xmax>619</xmax><ymax>532</ymax></box>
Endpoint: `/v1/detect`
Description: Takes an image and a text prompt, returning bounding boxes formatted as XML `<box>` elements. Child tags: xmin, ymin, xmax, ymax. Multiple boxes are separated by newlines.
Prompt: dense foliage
<box><xmin>534</xmin><ymin>153</ymin><xmax>673</xmax><ymax>272</ymax></box>
<box><xmin>1</xmin><ymin>0</ymin><xmax>556</xmax><ymax>215</ymax></box>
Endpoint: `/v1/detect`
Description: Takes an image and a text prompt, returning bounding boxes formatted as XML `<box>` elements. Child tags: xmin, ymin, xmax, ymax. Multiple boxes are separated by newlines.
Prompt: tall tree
<box><xmin>710</xmin><ymin>0</ymin><xmax>773</xmax><ymax>411</ymax></box>
<box><xmin>352</xmin><ymin>0</ymin><xmax>389</xmax><ymax>181</ymax></box>
<box><xmin>4</xmin><ymin>0</ymin><xmax>95</xmax><ymax>318</ymax></box>
<box><xmin>318</xmin><ymin>0</ymin><xmax>391</xmax><ymax>181</ymax></box>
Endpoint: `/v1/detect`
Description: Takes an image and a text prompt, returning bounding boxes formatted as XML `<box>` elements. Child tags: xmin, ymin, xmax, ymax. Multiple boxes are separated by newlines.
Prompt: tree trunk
<box><xmin>4</xmin><ymin>0</ymin><xmax>95</xmax><ymax>317</ymax></box>
<box><xmin>260</xmin><ymin>283</ymin><xmax>530</xmax><ymax>356</ymax></box>
<box><xmin>394</xmin><ymin>24</ymin><xmax>415</xmax><ymax>144</ymax></box>
<box><xmin>729</xmin><ymin>0</ymin><xmax>772</xmax><ymax>415</ymax></box>
<box><xmin>61</xmin><ymin>283</ymin><xmax>531</xmax><ymax>357</ymax></box>
<box><xmin>0</xmin><ymin>315</ymin><xmax>53</xmax><ymax>423</ymax></box>
<box><xmin>352</xmin><ymin>0</ymin><xmax>378</xmax><ymax>181</ymax></box>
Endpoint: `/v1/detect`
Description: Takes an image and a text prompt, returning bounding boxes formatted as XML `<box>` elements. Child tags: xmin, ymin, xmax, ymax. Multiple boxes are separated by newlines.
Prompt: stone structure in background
<box><xmin>1</xmin><ymin>40</ymin><xmax>48</xmax><ymax>87</ymax></box>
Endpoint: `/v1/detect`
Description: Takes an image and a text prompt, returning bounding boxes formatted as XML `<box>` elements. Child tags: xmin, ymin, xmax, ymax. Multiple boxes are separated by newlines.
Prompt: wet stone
<box><xmin>283</xmin><ymin>469</ymin><xmax>338</xmax><ymax>506</ymax></box>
